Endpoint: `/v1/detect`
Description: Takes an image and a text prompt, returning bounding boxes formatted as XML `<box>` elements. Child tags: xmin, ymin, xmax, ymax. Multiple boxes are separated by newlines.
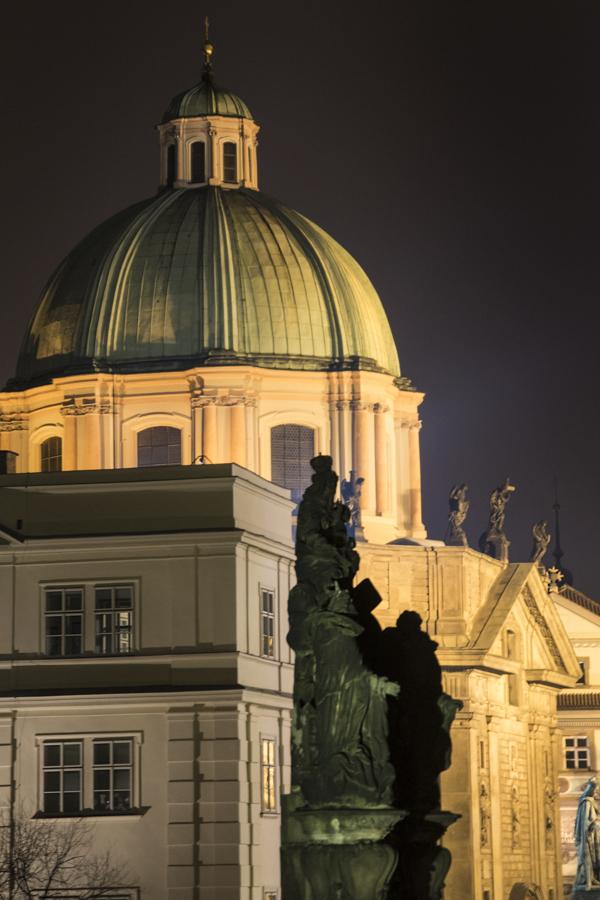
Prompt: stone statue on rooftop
<box><xmin>445</xmin><ymin>484</ymin><xmax>470</xmax><ymax>547</ymax></box>
<box><xmin>574</xmin><ymin>777</ymin><xmax>600</xmax><ymax>893</ymax></box>
<box><xmin>341</xmin><ymin>469</ymin><xmax>365</xmax><ymax>542</ymax></box>
<box><xmin>479</xmin><ymin>477</ymin><xmax>516</xmax><ymax>563</ymax></box>
<box><xmin>530</xmin><ymin>520</ymin><xmax>551</xmax><ymax>566</ymax></box>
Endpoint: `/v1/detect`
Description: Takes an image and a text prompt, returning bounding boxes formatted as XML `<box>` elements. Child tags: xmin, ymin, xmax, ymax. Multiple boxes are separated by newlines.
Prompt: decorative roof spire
<box><xmin>202</xmin><ymin>16</ymin><xmax>214</xmax><ymax>75</ymax></box>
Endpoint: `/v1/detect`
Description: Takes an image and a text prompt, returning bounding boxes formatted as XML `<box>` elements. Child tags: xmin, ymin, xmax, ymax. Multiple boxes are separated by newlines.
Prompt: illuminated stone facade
<box><xmin>0</xmin><ymin>48</ymin><xmax>588</xmax><ymax>900</ymax></box>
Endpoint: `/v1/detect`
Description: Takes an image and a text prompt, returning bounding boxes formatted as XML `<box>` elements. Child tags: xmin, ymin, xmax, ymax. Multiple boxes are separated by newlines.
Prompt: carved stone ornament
<box><xmin>479</xmin><ymin>782</ymin><xmax>491</xmax><ymax>848</ymax></box>
<box><xmin>0</xmin><ymin>412</ymin><xmax>28</xmax><ymax>432</ymax></box>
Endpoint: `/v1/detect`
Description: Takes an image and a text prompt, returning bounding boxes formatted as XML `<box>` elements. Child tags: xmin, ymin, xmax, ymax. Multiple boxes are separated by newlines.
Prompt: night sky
<box><xmin>1</xmin><ymin>2</ymin><xmax>599</xmax><ymax>593</ymax></box>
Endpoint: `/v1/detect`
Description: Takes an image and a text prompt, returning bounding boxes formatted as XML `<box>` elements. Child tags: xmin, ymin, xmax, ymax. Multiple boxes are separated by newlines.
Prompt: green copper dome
<box><xmin>163</xmin><ymin>73</ymin><xmax>253</xmax><ymax>121</ymax></box>
<box><xmin>12</xmin><ymin>187</ymin><xmax>400</xmax><ymax>388</ymax></box>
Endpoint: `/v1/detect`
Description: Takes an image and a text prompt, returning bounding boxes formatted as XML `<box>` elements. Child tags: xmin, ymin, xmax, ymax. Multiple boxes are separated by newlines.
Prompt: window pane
<box><xmin>46</xmin><ymin>616</ymin><xmax>62</xmax><ymax>636</ymax></box>
<box><xmin>138</xmin><ymin>427</ymin><xmax>181</xmax><ymax>467</ymax></box>
<box><xmin>44</xmin><ymin>744</ymin><xmax>61</xmax><ymax>767</ymax></box>
<box><xmin>115</xmin><ymin>588</ymin><xmax>133</xmax><ymax>607</ymax></box>
<box><xmin>46</xmin><ymin>592</ymin><xmax>63</xmax><ymax>611</ymax></box>
<box><xmin>65</xmin><ymin>591</ymin><xmax>82</xmax><ymax>610</ymax></box>
<box><xmin>44</xmin><ymin>793</ymin><xmax>60</xmax><ymax>814</ymax></box>
<box><xmin>96</xmin><ymin>634</ymin><xmax>113</xmax><ymax>654</ymax></box>
<box><xmin>113</xmin><ymin>742</ymin><xmax>131</xmax><ymax>765</ymax></box>
<box><xmin>63</xmin><ymin>743</ymin><xmax>81</xmax><ymax>766</ymax></box>
<box><xmin>94</xmin><ymin>769</ymin><xmax>110</xmax><ymax>791</ymax></box>
<box><xmin>191</xmin><ymin>141</ymin><xmax>206</xmax><ymax>183</ymax></box>
<box><xmin>44</xmin><ymin>771</ymin><xmax>60</xmax><ymax>792</ymax></box>
<box><xmin>94</xmin><ymin>743</ymin><xmax>111</xmax><ymax>765</ymax></box>
<box><xmin>63</xmin><ymin>792</ymin><xmax>81</xmax><ymax>813</ymax></box>
<box><xmin>65</xmin><ymin>615</ymin><xmax>82</xmax><ymax>635</ymax></box>
<box><xmin>94</xmin><ymin>791</ymin><xmax>111</xmax><ymax>810</ymax></box>
<box><xmin>64</xmin><ymin>635</ymin><xmax>82</xmax><ymax>655</ymax></box>
<box><xmin>96</xmin><ymin>589</ymin><xmax>112</xmax><ymax>607</ymax></box>
<box><xmin>114</xmin><ymin>791</ymin><xmax>131</xmax><ymax>810</ymax></box>
<box><xmin>223</xmin><ymin>142</ymin><xmax>238</xmax><ymax>183</ymax></box>
<box><xmin>114</xmin><ymin>769</ymin><xmax>131</xmax><ymax>790</ymax></box>
<box><xmin>46</xmin><ymin>636</ymin><xmax>62</xmax><ymax>656</ymax></box>
<box><xmin>63</xmin><ymin>771</ymin><xmax>80</xmax><ymax>792</ymax></box>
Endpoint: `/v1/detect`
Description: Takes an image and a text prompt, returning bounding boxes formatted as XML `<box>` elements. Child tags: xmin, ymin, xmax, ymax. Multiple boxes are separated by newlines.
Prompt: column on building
<box><xmin>374</xmin><ymin>403</ymin><xmax>389</xmax><ymax>516</ymax></box>
<box><xmin>353</xmin><ymin>402</ymin><xmax>374</xmax><ymax>514</ymax></box>
<box><xmin>408</xmin><ymin>421</ymin><xmax>425</xmax><ymax>537</ymax></box>
<box><xmin>208</xmin><ymin>127</ymin><xmax>218</xmax><ymax>184</ymax></box>
<box><xmin>166</xmin><ymin>708</ymin><xmax>199</xmax><ymax>900</ymax></box>
<box><xmin>61</xmin><ymin>408</ymin><xmax>78</xmax><ymax>471</ymax></box>
<box><xmin>229</xmin><ymin>402</ymin><xmax>247</xmax><ymax>467</ymax></box>
<box><xmin>202</xmin><ymin>402</ymin><xmax>218</xmax><ymax>464</ymax></box>
<box><xmin>393</xmin><ymin>416</ymin><xmax>411</xmax><ymax>535</ymax></box>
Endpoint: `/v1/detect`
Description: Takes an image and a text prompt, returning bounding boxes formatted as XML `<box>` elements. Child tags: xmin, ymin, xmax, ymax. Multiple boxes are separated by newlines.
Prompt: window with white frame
<box><xmin>95</xmin><ymin>586</ymin><xmax>133</xmax><ymax>654</ymax></box>
<box><xmin>223</xmin><ymin>141</ymin><xmax>238</xmax><ymax>183</ymax></box>
<box><xmin>93</xmin><ymin>739</ymin><xmax>133</xmax><ymax>811</ymax></box>
<box><xmin>260</xmin><ymin>737</ymin><xmax>277</xmax><ymax>813</ymax></box>
<box><xmin>261</xmin><ymin>588</ymin><xmax>275</xmax><ymax>658</ymax></box>
<box><xmin>565</xmin><ymin>736</ymin><xmax>591</xmax><ymax>769</ymax></box>
<box><xmin>43</xmin><ymin>741</ymin><xmax>82</xmax><ymax>814</ymax></box>
<box><xmin>41</xmin><ymin>735</ymin><xmax>138</xmax><ymax>815</ymax></box>
<box><xmin>45</xmin><ymin>587</ymin><xmax>84</xmax><ymax>656</ymax></box>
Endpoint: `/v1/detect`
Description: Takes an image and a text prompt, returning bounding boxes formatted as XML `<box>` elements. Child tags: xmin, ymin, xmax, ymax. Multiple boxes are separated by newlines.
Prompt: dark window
<box><xmin>223</xmin><ymin>142</ymin><xmax>237</xmax><ymax>183</ymax></box>
<box><xmin>43</xmin><ymin>741</ymin><xmax>82</xmax><ymax>813</ymax></box>
<box><xmin>565</xmin><ymin>736</ymin><xmax>590</xmax><ymax>769</ymax></box>
<box><xmin>41</xmin><ymin>436</ymin><xmax>62</xmax><ymax>472</ymax></box>
<box><xmin>190</xmin><ymin>141</ymin><xmax>206</xmax><ymax>183</ymax></box>
<box><xmin>95</xmin><ymin>586</ymin><xmax>133</xmax><ymax>655</ymax></box>
<box><xmin>167</xmin><ymin>144</ymin><xmax>177</xmax><ymax>186</ymax></box>
<box><xmin>577</xmin><ymin>660</ymin><xmax>587</xmax><ymax>685</ymax></box>
<box><xmin>137</xmin><ymin>427</ymin><xmax>181</xmax><ymax>467</ymax></box>
<box><xmin>271</xmin><ymin>424</ymin><xmax>315</xmax><ymax>505</ymax></box>
<box><xmin>45</xmin><ymin>587</ymin><xmax>83</xmax><ymax>656</ymax></box>
<box><xmin>93</xmin><ymin>739</ymin><xmax>133</xmax><ymax>811</ymax></box>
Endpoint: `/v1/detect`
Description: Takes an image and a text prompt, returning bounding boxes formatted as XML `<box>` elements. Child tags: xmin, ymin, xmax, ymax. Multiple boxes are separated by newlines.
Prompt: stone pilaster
<box><xmin>167</xmin><ymin>708</ymin><xmax>199</xmax><ymax>900</ymax></box>
<box><xmin>374</xmin><ymin>403</ymin><xmax>389</xmax><ymax>516</ymax></box>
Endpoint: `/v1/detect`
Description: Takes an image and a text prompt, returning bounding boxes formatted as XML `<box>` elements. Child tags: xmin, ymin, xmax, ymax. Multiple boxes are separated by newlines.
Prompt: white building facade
<box><xmin>0</xmin><ymin>465</ymin><xmax>294</xmax><ymax>899</ymax></box>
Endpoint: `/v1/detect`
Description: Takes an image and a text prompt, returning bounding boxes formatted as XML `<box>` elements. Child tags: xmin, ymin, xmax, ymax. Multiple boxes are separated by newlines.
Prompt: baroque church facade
<box><xmin>0</xmin><ymin>40</ymin><xmax>588</xmax><ymax>900</ymax></box>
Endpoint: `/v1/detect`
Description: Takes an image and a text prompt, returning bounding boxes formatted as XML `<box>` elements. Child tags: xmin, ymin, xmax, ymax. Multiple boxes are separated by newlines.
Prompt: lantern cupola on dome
<box><xmin>159</xmin><ymin>19</ymin><xmax>259</xmax><ymax>191</ymax></box>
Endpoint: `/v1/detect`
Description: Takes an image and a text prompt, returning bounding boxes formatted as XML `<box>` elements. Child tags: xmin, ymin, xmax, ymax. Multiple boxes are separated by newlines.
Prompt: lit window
<box><xmin>93</xmin><ymin>739</ymin><xmax>133</xmax><ymax>811</ymax></box>
<box><xmin>270</xmin><ymin>424</ymin><xmax>315</xmax><ymax>505</ymax></box>
<box><xmin>261</xmin><ymin>589</ymin><xmax>275</xmax><ymax>658</ymax></box>
<box><xmin>190</xmin><ymin>141</ymin><xmax>206</xmax><ymax>183</ymax></box>
<box><xmin>223</xmin><ymin>142</ymin><xmax>238</xmax><ymax>183</ymax></box>
<box><xmin>95</xmin><ymin>586</ymin><xmax>133</xmax><ymax>654</ymax></box>
<box><xmin>45</xmin><ymin>588</ymin><xmax>83</xmax><ymax>656</ymax></box>
<box><xmin>41</xmin><ymin>436</ymin><xmax>62</xmax><ymax>472</ymax></box>
<box><xmin>167</xmin><ymin>143</ymin><xmax>177</xmax><ymax>186</ymax></box>
<box><xmin>565</xmin><ymin>736</ymin><xmax>590</xmax><ymax>769</ymax></box>
<box><xmin>137</xmin><ymin>427</ymin><xmax>181</xmax><ymax>467</ymax></box>
<box><xmin>43</xmin><ymin>741</ymin><xmax>82</xmax><ymax>814</ymax></box>
<box><xmin>260</xmin><ymin>737</ymin><xmax>277</xmax><ymax>813</ymax></box>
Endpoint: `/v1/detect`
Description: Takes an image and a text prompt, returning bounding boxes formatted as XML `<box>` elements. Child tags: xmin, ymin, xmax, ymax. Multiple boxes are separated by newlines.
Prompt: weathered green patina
<box><xmin>282</xmin><ymin>456</ymin><xmax>460</xmax><ymax>900</ymax></box>
<box><xmin>163</xmin><ymin>71</ymin><xmax>253</xmax><ymax>121</ymax></box>
<box><xmin>13</xmin><ymin>188</ymin><xmax>400</xmax><ymax>389</ymax></box>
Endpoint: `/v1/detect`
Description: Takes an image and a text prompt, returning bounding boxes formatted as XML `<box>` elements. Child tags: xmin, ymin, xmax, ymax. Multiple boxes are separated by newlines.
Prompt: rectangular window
<box><xmin>577</xmin><ymin>660</ymin><xmax>588</xmax><ymax>685</ymax></box>
<box><xmin>191</xmin><ymin>141</ymin><xmax>206</xmax><ymax>183</ymax></box>
<box><xmin>93</xmin><ymin>739</ymin><xmax>133</xmax><ymax>811</ymax></box>
<box><xmin>45</xmin><ymin>587</ymin><xmax>83</xmax><ymax>656</ymax></box>
<box><xmin>565</xmin><ymin>736</ymin><xmax>590</xmax><ymax>769</ymax></box>
<box><xmin>264</xmin><ymin>892</ymin><xmax>278</xmax><ymax>900</ymax></box>
<box><xmin>260</xmin><ymin>737</ymin><xmax>277</xmax><ymax>813</ymax></box>
<box><xmin>261</xmin><ymin>588</ymin><xmax>275</xmax><ymax>658</ymax></box>
<box><xmin>223</xmin><ymin>142</ymin><xmax>238</xmax><ymax>183</ymax></box>
<box><xmin>95</xmin><ymin>585</ymin><xmax>133</xmax><ymax>654</ymax></box>
<box><xmin>43</xmin><ymin>741</ymin><xmax>82</xmax><ymax>814</ymax></box>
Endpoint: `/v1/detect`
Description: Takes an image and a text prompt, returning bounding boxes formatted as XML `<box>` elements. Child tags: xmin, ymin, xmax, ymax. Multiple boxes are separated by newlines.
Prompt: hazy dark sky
<box><xmin>1</xmin><ymin>1</ymin><xmax>599</xmax><ymax>593</ymax></box>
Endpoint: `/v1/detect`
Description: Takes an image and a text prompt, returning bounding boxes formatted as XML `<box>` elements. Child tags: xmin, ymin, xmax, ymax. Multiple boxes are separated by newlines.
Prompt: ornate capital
<box><xmin>0</xmin><ymin>412</ymin><xmax>28</xmax><ymax>432</ymax></box>
<box><xmin>60</xmin><ymin>397</ymin><xmax>111</xmax><ymax>416</ymax></box>
<box><xmin>373</xmin><ymin>403</ymin><xmax>390</xmax><ymax>415</ymax></box>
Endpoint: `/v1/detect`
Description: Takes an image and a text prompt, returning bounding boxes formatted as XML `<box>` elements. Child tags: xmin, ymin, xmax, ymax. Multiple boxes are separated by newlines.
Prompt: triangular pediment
<box><xmin>467</xmin><ymin>563</ymin><xmax>580</xmax><ymax>684</ymax></box>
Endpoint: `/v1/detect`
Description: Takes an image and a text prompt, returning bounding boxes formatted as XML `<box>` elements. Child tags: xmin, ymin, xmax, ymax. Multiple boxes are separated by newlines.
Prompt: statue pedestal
<box><xmin>282</xmin><ymin>794</ymin><xmax>406</xmax><ymax>900</ymax></box>
<box><xmin>282</xmin><ymin>793</ymin><xmax>460</xmax><ymax>900</ymax></box>
<box><xmin>574</xmin><ymin>890</ymin><xmax>600</xmax><ymax>899</ymax></box>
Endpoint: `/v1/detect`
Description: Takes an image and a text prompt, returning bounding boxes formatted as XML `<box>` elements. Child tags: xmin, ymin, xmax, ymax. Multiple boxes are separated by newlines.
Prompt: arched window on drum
<box><xmin>137</xmin><ymin>427</ymin><xmax>182</xmax><ymax>467</ymax></box>
<box><xmin>41</xmin><ymin>436</ymin><xmax>62</xmax><ymax>472</ymax></box>
<box><xmin>270</xmin><ymin>424</ymin><xmax>315</xmax><ymax>506</ymax></box>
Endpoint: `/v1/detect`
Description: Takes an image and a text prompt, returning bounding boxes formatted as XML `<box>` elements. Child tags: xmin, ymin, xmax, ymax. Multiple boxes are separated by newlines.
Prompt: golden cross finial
<box><xmin>203</xmin><ymin>16</ymin><xmax>214</xmax><ymax>70</ymax></box>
